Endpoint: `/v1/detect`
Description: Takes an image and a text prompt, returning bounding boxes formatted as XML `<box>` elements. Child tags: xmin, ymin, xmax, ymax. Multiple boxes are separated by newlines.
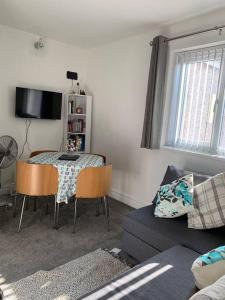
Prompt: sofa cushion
<box><xmin>122</xmin><ymin>205</ymin><xmax>225</xmax><ymax>255</ymax></box>
<box><xmin>154</xmin><ymin>174</ymin><xmax>193</xmax><ymax>218</ymax></box>
<box><xmin>79</xmin><ymin>246</ymin><xmax>198</xmax><ymax>300</ymax></box>
<box><xmin>152</xmin><ymin>165</ymin><xmax>210</xmax><ymax>205</ymax></box>
<box><xmin>190</xmin><ymin>274</ymin><xmax>225</xmax><ymax>300</ymax></box>
<box><xmin>188</xmin><ymin>173</ymin><xmax>225</xmax><ymax>230</ymax></box>
<box><xmin>192</xmin><ymin>246</ymin><xmax>225</xmax><ymax>289</ymax></box>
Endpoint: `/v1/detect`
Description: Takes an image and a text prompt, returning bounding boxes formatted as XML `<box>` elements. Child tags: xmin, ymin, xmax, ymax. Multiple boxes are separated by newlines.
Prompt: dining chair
<box><xmin>15</xmin><ymin>161</ymin><xmax>58</xmax><ymax>232</ymax></box>
<box><xmin>73</xmin><ymin>165</ymin><xmax>112</xmax><ymax>233</ymax></box>
<box><xmin>30</xmin><ymin>150</ymin><xmax>57</xmax><ymax>158</ymax></box>
<box><xmin>29</xmin><ymin>150</ymin><xmax>57</xmax><ymax>212</ymax></box>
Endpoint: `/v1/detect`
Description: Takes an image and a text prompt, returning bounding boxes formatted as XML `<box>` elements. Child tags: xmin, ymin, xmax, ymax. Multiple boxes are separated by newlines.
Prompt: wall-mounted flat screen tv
<box><xmin>15</xmin><ymin>87</ymin><xmax>62</xmax><ymax>120</ymax></box>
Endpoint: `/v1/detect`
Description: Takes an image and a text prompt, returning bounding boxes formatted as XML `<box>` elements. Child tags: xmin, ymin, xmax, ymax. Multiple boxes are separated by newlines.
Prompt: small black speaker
<box><xmin>67</xmin><ymin>71</ymin><xmax>78</xmax><ymax>80</ymax></box>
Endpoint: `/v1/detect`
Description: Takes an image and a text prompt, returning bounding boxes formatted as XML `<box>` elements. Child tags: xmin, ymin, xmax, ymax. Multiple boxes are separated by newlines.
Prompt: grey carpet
<box><xmin>2</xmin><ymin>248</ymin><xmax>130</xmax><ymax>300</ymax></box>
<box><xmin>0</xmin><ymin>196</ymin><xmax>132</xmax><ymax>284</ymax></box>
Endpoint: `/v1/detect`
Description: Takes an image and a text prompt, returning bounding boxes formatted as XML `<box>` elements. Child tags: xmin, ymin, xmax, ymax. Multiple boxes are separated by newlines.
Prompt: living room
<box><xmin>1</xmin><ymin>0</ymin><xmax>225</xmax><ymax>299</ymax></box>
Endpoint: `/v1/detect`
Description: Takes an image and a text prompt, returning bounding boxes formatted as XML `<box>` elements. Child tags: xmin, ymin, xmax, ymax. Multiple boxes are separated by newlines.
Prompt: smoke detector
<box><xmin>34</xmin><ymin>38</ymin><xmax>45</xmax><ymax>49</ymax></box>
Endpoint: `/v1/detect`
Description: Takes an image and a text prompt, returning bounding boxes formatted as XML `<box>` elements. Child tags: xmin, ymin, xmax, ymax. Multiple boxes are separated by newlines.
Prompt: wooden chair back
<box><xmin>76</xmin><ymin>165</ymin><xmax>112</xmax><ymax>198</ymax></box>
<box><xmin>16</xmin><ymin>161</ymin><xmax>58</xmax><ymax>196</ymax></box>
<box><xmin>30</xmin><ymin>150</ymin><xmax>57</xmax><ymax>158</ymax></box>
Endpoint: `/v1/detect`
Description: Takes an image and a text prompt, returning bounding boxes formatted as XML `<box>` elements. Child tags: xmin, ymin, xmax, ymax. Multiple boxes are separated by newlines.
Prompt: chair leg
<box><xmin>103</xmin><ymin>196</ymin><xmax>110</xmax><ymax>232</ymax></box>
<box><xmin>13</xmin><ymin>194</ymin><xmax>17</xmax><ymax>218</ymax></box>
<box><xmin>73</xmin><ymin>197</ymin><xmax>78</xmax><ymax>233</ymax></box>
<box><xmin>18</xmin><ymin>195</ymin><xmax>26</xmax><ymax>233</ymax></box>
<box><xmin>25</xmin><ymin>196</ymin><xmax>29</xmax><ymax>210</ymax></box>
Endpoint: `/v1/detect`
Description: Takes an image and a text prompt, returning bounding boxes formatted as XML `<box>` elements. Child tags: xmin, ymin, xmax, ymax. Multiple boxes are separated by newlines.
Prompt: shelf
<box><xmin>68</xmin><ymin>132</ymin><xmax>86</xmax><ymax>135</ymax></box>
<box><xmin>68</xmin><ymin>114</ymin><xmax>86</xmax><ymax>116</ymax></box>
<box><xmin>65</xmin><ymin>93</ymin><xmax>92</xmax><ymax>153</ymax></box>
<box><xmin>68</xmin><ymin>94</ymin><xmax>87</xmax><ymax>97</ymax></box>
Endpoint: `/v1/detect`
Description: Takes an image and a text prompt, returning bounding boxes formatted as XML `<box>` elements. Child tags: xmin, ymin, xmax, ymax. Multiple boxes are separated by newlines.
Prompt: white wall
<box><xmin>0</xmin><ymin>24</ymin><xmax>89</xmax><ymax>185</ymax></box>
<box><xmin>2</xmin><ymin>8</ymin><xmax>225</xmax><ymax>205</ymax></box>
<box><xmin>87</xmin><ymin>8</ymin><xmax>225</xmax><ymax>208</ymax></box>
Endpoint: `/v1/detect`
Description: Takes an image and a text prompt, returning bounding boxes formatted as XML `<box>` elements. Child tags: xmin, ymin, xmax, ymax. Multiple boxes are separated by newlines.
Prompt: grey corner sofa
<box><xmin>80</xmin><ymin>166</ymin><xmax>225</xmax><ymax>299</ymax></box>
<box><xmin>80</xmin><ymin>207</ymin><xmax>225</xmax><ymax>300</ymax></box>
<box><xmin>121</xmin><ymin>204</ymin><xmax>225</xmax><ymax>263</ymax></box>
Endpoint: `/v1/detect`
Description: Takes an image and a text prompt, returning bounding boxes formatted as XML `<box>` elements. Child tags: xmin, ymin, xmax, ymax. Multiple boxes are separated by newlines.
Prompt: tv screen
<box><xmin>15</xmin><ymin>87</ymin><xmax>62</xmax><ymax>120</ymax></box>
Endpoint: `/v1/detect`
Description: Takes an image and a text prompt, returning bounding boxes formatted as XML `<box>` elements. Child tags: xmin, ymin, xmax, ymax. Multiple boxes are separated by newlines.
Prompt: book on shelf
<box><xmin>68</xmin><ymin>101</ymin><xmax>73</xmax><ymax>114</ymax></box>
<box><xmin>68</xmin><ymin>119</ymin><xmax>85</xmax><ymax>133</ymax></box>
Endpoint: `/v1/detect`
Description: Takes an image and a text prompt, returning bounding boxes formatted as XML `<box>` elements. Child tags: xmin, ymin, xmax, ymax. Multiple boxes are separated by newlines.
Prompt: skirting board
<box><xmin>110</xmin><ymin>188</ymin><xmax>146</xmax><ymax>209</ymax></box>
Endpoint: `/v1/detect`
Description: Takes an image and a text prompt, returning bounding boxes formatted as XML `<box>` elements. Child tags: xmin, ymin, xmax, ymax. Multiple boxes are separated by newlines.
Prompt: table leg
<box><xmin>103</xmin><ymin>196</ymin><xmax>110</xmax><ymax>232</ymax></box>
<box><xmin>13</xmin><ymin>194</ymin><xmax>17</xmax><ymax>218</ymax></box>
<box><xmin>73</xmin><ymin>197</ymin><xmax>78</xmax><ymax>233</ymax></box>
<box><xmin>54</xmin><ymin>196</ymin><xmax>60</xmax><ymax>229</ymax></box>
<box><xmin>96</xmin><ymin>199</ymin><xmax>100</xmax><ymax>216</ymax></box>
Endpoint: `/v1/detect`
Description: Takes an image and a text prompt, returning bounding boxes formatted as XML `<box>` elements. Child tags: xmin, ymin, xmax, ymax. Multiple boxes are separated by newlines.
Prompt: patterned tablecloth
<box><xmin>29</xmin><ymin>152</ymin><xmax>104</xmax><ymax>203</ymax></box>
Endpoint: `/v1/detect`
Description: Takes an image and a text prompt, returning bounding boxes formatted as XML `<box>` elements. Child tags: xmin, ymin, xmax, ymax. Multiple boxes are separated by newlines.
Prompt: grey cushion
<box><xmin>122</xmin><ymin>205</ymin><xmax>225</xmax><ymax>255</ymax></box>
<box><xmin>79</xmin><ymin>246</ymin><xmax>198</xmax><ymax>300</ymax></box>
<box><xmin>152</xmin><ymin>165</ymin><xmax>210</xmax><ymax>205</ymax></box>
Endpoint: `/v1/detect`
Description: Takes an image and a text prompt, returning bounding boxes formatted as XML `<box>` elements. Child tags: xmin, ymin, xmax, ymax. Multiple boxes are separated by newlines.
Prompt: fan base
<box><xmin>0</xmin><ymin>195</ymin><xmax>13</xmax><ymax>207</ymax></box>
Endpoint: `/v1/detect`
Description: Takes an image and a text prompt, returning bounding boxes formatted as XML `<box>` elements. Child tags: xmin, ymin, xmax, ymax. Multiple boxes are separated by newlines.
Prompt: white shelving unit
<box><xmin>64</xmin><ymin>94</ymin><xmax>92</xmax><ymax>153</ymax></box>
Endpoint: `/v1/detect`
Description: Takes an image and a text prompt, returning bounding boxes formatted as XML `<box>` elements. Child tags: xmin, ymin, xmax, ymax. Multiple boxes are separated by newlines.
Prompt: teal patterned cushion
<box><xmin>192</xmin><ymin>246</ymin><xmax>225</xmax><ymax>289</ymax></box>
<box><xmin>154</xmin><ymin>174</ymin><xmax>193</xmax><ymax>218</ymax></box>
<box><xmin>196</xmin><ymin>246</ymin><xmax>225</xmax><ymax>267</ymax></box>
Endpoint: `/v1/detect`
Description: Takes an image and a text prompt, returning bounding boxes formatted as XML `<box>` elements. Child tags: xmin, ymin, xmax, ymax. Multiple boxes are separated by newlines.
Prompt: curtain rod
<box><xmin>150</xmin><ymin>24</ymin><xmax>225</xmax><ymax>46</ymax></box>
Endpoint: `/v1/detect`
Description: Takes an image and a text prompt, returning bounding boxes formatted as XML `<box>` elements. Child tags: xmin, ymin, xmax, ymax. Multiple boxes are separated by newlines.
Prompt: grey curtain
<box><xmin>141</xmin><ymin>35</ymin><xmax>168</xmax><ymax>149</ymax></box>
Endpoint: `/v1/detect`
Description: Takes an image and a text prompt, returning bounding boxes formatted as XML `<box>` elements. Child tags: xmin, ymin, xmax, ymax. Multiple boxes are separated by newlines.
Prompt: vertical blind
<box><xmin>167</xmin><ymin>45</ymin><xmax>225</xmax><ymax>155</ymax></box>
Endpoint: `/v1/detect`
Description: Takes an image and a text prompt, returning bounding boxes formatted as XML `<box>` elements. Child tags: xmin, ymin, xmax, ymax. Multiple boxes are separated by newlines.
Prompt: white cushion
<box><xmin>191</xmin><ymin>246</ymin><xmax>225</xmax><ymax>289</ymax></box>
<box><xmin>189</xmin><ymin>274</ymin><xmax>225</xmax><ymax>300</ymax></box>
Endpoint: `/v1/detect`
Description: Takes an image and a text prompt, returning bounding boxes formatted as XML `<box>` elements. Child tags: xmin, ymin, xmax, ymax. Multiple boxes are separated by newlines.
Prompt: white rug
<box><xmin>1</xmin><ymin>249</ymin><xmax>130</xmax><ymax>300</ymax></box>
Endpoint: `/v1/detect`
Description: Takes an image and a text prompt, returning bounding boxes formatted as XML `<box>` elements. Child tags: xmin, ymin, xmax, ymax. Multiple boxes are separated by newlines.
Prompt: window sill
<box><xmin>161</xmin><ymin>146</ymin><xmax>225</xmax><ymax>163</ymax></box>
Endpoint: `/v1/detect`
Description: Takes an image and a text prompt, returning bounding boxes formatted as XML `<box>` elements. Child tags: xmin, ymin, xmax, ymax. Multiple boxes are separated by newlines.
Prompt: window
<box><xmin>167</xmin><ymin>44</ymin><xmax>225</xmax><ymax>156</ymax></box>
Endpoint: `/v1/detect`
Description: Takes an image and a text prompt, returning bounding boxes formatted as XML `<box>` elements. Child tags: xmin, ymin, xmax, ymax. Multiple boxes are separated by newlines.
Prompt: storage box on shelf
<box><xmin>64</xmin><ymin>94</ymin><xmax>92</xmax><ymax>153</ymax></box>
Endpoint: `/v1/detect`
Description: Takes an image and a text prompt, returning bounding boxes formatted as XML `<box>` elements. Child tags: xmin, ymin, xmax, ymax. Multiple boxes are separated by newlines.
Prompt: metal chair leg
<box><xmin>25</xmin><ymin>197</ymin><xmax>29</xmax><ymax>210</ymax></box>
<box><xmin>73</xmin><ymin>197</ymin><xmax>78</xmax><ymax>233</ymax></box>
<box><xmin>103</xmin><ymin>196</ymin><xmax>110</xmax><ymax>232</ymax></box>
<box><xmin>13</xmin><ymin>194</ymin><xmax>17</xmax><ymax>218</ymax></box>
<box><xmin>18</xmin><ymin>195</ymin><xmax>26</xmax><ymax>232</ymax></box>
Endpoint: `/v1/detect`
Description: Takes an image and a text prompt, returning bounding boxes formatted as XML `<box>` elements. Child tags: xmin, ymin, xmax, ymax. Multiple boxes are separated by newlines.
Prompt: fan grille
<box><xmin>0</xmin><ymin>136</ymin><xmax>18</xmax><ymax>169</ymax></box>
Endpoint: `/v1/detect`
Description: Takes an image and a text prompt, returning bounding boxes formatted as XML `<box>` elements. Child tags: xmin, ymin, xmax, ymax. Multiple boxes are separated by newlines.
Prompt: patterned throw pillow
<box><xmin>191</xmin><ymin>246</ymin><xmax>225</xmax><ymax>290</ymax></box>
<box><xmin>188</xmin><ymin>173</ymin><xmax>225</xmax><ymax>229</ymax></box>
<box><xmin>154</xmin><ymin>174</ymin><xmax>193</xmax><ymax>218</ymax></box>
<box><xmin>152</xmin><ymin>165</ymin><xmax>210</xmax><ymax>205</ymax></box>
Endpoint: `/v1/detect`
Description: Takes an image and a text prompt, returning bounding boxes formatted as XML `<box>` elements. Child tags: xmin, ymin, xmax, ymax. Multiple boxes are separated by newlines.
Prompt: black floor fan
<box><xmin>0</xmin><ymin>136</ymin><xmax>18</xmax><ymax>205</ymax></box>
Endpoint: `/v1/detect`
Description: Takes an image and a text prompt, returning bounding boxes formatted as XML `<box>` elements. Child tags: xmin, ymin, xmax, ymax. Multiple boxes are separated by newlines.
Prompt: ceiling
<box><xmin>0</xmin><ymin>0</ymin><xmax>225</xmax><ymax>47</ymax></box>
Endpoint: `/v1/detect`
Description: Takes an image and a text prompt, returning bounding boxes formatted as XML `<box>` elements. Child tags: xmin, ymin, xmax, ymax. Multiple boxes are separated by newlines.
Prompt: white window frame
<box><xmin>165</xmin><ymin>43</ymin><xmax>225</xmax><ymax>157</ymax></box>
